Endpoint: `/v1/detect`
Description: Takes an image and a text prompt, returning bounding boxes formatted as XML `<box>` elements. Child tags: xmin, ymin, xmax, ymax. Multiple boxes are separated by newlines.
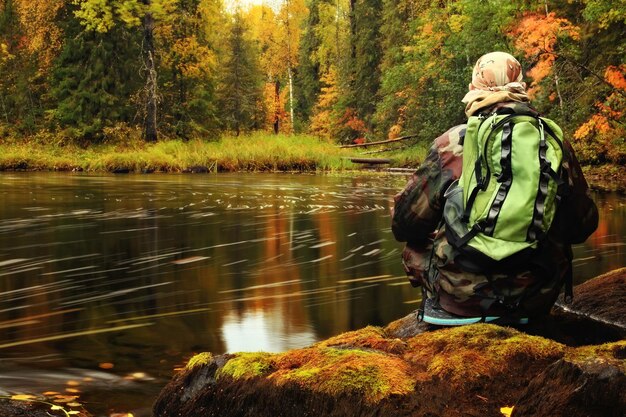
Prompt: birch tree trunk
<box><xmin>142</xmin><ymin>5</ymin><xmax>158</xmax><ymax>142</ymax></box>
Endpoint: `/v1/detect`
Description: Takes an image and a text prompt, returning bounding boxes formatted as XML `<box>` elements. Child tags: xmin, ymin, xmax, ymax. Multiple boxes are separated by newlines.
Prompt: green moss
<box><xmin>271</xmin><ymin>347</ymin><xmax>414</xmax><ymax>402</ymax></box>
<box><xmin>566</xmin><ymin>341</ymin><xmax>626</xmax><ymax>373</ymax></box>
<box><xmin>217</xmin><ymin>352</ymin><xmax>275</xmax><ymax>380</ymax></box>
<box><xmin>406</xmin><ymin>324</ymin><xmax>565</xmax><ymax>386</ymax></box>
<box><xmin>316</xmin><ymin>325</ymin><xmax>406</xmax><ymax>354</ymax></box>
<box><xmin>186</xmin><ymin>352</ymin><xmax>213</xmax><ymax>370</ymax></box>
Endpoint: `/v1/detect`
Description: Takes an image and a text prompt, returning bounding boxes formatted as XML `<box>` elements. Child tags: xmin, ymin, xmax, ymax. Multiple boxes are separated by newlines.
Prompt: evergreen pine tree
<box><xmin>49</xmin><ymin>6</ymin><xmax>141</xmax><ymax>142</ymax></box>
<box><xmin>218</xmin><ymin>12</ymin><xmax>265</xmax><ymax>136</ymax></box>
<box><xmin>349</xmin><ymin>0</ymin><xmax>383</xmax><ymax>127</ymax></box>
<box><xmin>293</xmin><ymin>0</ymin><xmax>322</xmax><ymax>131</ymax></box>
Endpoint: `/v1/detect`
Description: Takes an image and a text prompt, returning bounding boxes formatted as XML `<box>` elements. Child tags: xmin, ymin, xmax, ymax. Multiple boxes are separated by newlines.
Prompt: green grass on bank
<box><xmin>0</xmin><ymin>133</ymin><xmax>620</xmax><ymax>192</ymax></box>
<box><xmin>0</xmin><ymin>133</ymin><xmax>367</xmax><ymax>173</ymax></box>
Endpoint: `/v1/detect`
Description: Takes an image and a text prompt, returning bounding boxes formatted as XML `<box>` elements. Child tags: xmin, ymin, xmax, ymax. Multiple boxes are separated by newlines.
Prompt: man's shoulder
<box><xmin>434</xmin><ymin>124</ymin><xmax>467</xmax><ymax>156</ymax></box>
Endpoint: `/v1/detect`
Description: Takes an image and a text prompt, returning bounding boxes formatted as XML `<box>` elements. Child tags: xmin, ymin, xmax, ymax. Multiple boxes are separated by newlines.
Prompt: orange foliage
<box><xmin>574</xmin><ymin>114</ymin><xmax>611</xmax><ymax>140</ymax></box>
<box><xmin>342</xmin><ymin>108</ymin><xmax>367</xmax><ymax>136</ymax></box>
<box><xmin>510</xmin><ymin>12</ymin><xmax>579</xmax><ymax>96</ymax></box>
<box><xmin>573</xmin><ymin>64</ymin><xmax>626</xmax><ymax>164</ymax></box>
<box><xmin>605</xmin><ymin>65</ymin><xmax>626</xmax><ymax>91</ymax></box>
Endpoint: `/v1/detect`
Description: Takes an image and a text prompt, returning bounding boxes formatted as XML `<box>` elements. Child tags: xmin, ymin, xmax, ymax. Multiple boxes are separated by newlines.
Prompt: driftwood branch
<box><xmin>339</xmin><ymin>134</ymin><xmax>419</xmax><ymax>148</ymax></box>
<box><xmin>348</xmin><ymin>157</ymin><xmax>391</xmax><ymax>164</ymax></box>
<box><xmin>362</xmin><ymin>144</ymin><xmax>412</xmax><ymax>155</ymax></box>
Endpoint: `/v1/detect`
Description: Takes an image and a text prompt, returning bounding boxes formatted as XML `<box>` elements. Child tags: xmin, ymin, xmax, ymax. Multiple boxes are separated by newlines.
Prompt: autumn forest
<box><xmin>0</xmin><ymin>0</ymin><xmax>624</xmax><ymax>167</ymax></box>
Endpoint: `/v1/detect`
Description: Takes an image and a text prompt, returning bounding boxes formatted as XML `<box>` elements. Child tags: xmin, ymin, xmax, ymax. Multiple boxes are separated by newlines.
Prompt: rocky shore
<box><xmin>2</xmin><ymin>268</ymin><xmax>624</xmax><ymax>417</ymax></box>
<box><xmin>151</xmin><ymin>268</ymin><xmax>625</xmax><ymax>417</ymax></box>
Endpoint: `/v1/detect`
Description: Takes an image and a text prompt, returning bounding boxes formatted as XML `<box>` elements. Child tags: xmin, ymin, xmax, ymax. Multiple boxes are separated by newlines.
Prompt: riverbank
<box><xmin>0</xmin><ymin>134</ymin><xmax>356</xmax><ymax>173</ymax></box>
<box><xmin>0</xmin><ymin>136</ymin><xmax>621</xmax><ymax>192</ymax></box>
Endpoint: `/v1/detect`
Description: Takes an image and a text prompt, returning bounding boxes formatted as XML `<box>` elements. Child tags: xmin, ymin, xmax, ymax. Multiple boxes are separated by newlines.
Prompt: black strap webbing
<box><xmin>456</xmin><ymin>222</ymin><xmax>484</xmax><ymax>247</ymax></box>
<box><xmin>564</xmin><ymin>266</ymin><xmax>574</xmax><ymax>303</ymax></box>
<box><xmin>484</xmin><ymin>122</ymin><xmax>514</xmax><ymax>236</ymax></box>
<box><xmin>527</xmin><ymin>121</ymin><xmax>551</xmax><ymax>242</ymax></box>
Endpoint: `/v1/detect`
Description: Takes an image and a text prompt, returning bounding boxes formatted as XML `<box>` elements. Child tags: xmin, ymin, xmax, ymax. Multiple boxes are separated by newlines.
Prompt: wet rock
<box><xmin>0</xmin><ymin>398</ymin><xmax>91</xmax><ymax>417</ymax></box>
<box><xmin>513</xmin><ymin>342</ymin><xmax>626</xmax><ymax>417</ymax></box>
<box><xmin>556</xmin><ymin>267</ymin><xmax>626</xmax><ymax>329</ymax></box>
<box><xmin>183</xmin><ymin>165</ymin><xmax>209</xmax><ymax>173</ymax></box>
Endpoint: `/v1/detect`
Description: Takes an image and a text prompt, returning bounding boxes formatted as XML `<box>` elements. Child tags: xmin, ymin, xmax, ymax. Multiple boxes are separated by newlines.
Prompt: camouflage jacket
<box><xmin>391</xmin><ymin>103</ymin><xmax>599</xmax><ymax>318</ymax></box>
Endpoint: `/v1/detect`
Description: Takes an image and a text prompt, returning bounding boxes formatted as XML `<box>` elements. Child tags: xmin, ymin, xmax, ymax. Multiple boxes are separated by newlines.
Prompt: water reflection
<box><xmin>0</xmin><ymin>173</ymin><xmax>623</xmax><ymax>416</ymax></box>
<box><xmin>221</xmin><ymin>308</ymin><xmax>317</xmax><ymax>353</ymax></box>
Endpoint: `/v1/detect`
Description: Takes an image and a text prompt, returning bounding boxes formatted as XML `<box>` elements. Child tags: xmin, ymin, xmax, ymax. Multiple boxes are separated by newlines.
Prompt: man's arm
<box><xmin>391</xmin><ymin>125</ymin><xmax>465</xmax><ymax>245</ymax></box>
<box><xmin>557</xmin><ymin>141</ymin><xmax>599</xmax><ymax>244</ymax></box>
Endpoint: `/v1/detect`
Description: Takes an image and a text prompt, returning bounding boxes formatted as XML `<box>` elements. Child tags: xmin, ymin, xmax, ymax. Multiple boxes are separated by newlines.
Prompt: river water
<box><xmin>0</xmin><ymin>173</ymin><xmax>623</xmax><ymax>416</ymax></box>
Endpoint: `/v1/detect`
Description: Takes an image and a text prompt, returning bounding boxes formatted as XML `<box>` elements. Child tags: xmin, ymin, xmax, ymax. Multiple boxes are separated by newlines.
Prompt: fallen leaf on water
<box><xmin>43</xmin><ymin>391</ymin><xmax>61</xmax><ymax>396</ymax></box>
<box><xmin>65</xmin><ymin>388</ymin><xmax>80</xmax><ymax>394</ymax></box>
<box><xmin>500</xmin><ymin>406</ymin><xmax>514</xmax><ymax>417</ymax></box>
<box><xmin>66</xmin><ymin>380</ymin><xmax>80</xmax><ymax>386</ymax></box>
<box><xmin>50</xmin><ymin>405</ymin><xmax>65</xmax><ymax>410</ymax></box>
<box><xmin>99</xmin><ymin>362</ymin><xmax>114</xmax><ymax>369</ymax></box>
<box><xmin>67</xmin><ymin>402</ymin><xmax>82</xmax><ymax>407</ymax></box>
<box><xmin>53</xmin><ymin>395</ymin><xmax>79</xmax><ymax>403</ymax></box>
<box><xmin>10</xmin><ymin>394</ymin><xmax>36</xmax><ymax>400</ymax></box>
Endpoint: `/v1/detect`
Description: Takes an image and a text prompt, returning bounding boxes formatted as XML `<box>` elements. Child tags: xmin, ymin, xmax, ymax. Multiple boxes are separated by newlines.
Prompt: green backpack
<box><xmin>443</xmin><ymin>110</ymin><xmax>567</xmax><ymax>271</ymax></box>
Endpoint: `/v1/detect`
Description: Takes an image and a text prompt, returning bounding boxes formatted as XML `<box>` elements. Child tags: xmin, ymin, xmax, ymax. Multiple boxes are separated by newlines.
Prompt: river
<box><xmin>0</xmin><ymin>173</ymin><xmax>623</xmax><ymax>416</ymax></box>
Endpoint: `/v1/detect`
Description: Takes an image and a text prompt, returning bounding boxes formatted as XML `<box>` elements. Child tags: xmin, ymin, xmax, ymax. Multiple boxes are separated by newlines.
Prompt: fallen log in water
<box><xmin>348</xmin><ymin>157</ymin><xmax>391</xmax><ymax>164</ymax></box>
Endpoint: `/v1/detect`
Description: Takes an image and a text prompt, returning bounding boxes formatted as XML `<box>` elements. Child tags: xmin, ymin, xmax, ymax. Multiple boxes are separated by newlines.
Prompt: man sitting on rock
<box><xmin>391</xmin><ymin>52</ymin><xmax>598</xmax><ymax>325</ymax></box>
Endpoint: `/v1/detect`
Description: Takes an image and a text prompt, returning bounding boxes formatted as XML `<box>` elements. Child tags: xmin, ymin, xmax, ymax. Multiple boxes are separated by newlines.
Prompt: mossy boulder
<box><xmin>153</xmin><ymin>269</ymin><xmax>626</xmax><ymax>417</ymax></box>
<box><xmin>154</xmin><ymin>324</ymin><xmax>578</xmax><ymax>417</ymax></box>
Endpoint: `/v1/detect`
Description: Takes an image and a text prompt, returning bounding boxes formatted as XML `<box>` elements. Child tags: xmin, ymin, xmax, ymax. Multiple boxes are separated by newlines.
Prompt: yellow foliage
<box><xmin>448</xmin><ymin>14</ymin><xmax>468</xmax><ymax>33</ymax></box>
<box><xmin>263</xmin><ymin>82</ymin><xmax>290</xmax><ymax>133</ymax></box>
<box><xmin>167</xmin><ymin>36</ymin><xmax>216</xmax><ymax>79</ymax></box>
<box><xmin>15</xmin><ymin>0</ymin><xmax>64</xmax><ymax>72</ymax></box>
<box><xmin>310</xmin><ymin>68</ymin><xmax>340</xmax><ymax>138</ymax></box>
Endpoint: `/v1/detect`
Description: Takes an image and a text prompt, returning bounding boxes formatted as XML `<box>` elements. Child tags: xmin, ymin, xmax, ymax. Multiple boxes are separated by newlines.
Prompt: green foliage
<box><xmin>293</xmin><ymin>0</ymin><xmax>322</xmax><ymax>130</ymax></box>
<box><xmin>217</xmin><ymin>13</ymin><xmax>266</xmax><ymax>136</ymax></box>
<box><xmin>49</xmin><ymin>10</ymin><xmax>141</xmax><ymax>142</ymax></box>
<box><xmin>0</xmin><ymin>133</ymin><xmax>356</xmax><ymax>172</ymax></box>
<box><xmin>0</xmin><ymin>0</ymin><xmax>621</xmax><ymax>171</ymax></box>
<box><xmin>158</xmin><ymin>0</ymin><xmax>222</xmax><ymax>139</ymax></box>
<box><xmin>349</xmin><ymin>0</ymin><xmax>384</xmax><ymax>127</ymax></box>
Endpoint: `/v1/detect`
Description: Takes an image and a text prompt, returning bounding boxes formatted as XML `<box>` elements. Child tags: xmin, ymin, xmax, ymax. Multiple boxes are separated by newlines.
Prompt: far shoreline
<box><xmin>0</xmin><ymin>136</ymin><xmax>622</xmax><ymax>193</ymax></box>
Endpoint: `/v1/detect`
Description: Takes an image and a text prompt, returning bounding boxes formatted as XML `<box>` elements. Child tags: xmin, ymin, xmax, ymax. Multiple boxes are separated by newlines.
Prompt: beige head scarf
<box><xmin>462</xmin><ymin>52</ymin><xmax>530</xmax><ymax>117</ymax></box>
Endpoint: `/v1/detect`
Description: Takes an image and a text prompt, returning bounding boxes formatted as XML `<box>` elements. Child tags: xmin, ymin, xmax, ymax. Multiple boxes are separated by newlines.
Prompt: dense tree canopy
<box><xmin>0</xmin><ymin>0</ymin><xmax>623</xmax><ymax>163</ymax></box>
